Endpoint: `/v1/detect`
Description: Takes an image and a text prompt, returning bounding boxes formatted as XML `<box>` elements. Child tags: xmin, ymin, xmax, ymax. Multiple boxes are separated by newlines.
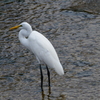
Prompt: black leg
<box><xmin>39</xmin><ymin>64</ymin><xmax>43</xmax><ymax>91</ymax></box>
<box><xmin>46</xmin><ymin>65</ymin><xmax>50</xmax><ymax>87</ymax></box>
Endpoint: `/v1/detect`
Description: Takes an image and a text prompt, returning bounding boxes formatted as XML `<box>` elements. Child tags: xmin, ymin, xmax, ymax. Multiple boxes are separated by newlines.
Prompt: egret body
<box><xmin>9</xmin><ymin>22</ymin><xmax>64</xmax><ymax>90</ymax></box>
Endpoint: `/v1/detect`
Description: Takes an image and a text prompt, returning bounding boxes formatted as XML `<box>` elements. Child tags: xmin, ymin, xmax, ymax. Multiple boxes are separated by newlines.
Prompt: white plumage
<box><xmin>10</xmin><ymin>22</ymin><xmax>64</xmax><ymax>90</ymax></box>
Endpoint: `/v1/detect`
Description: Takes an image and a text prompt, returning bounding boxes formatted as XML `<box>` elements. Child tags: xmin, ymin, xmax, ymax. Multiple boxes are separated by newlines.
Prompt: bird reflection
<box><xmin>41</xmin><ymin>87</ymin><xmax>51</xmax><ymax>100</ymax></box>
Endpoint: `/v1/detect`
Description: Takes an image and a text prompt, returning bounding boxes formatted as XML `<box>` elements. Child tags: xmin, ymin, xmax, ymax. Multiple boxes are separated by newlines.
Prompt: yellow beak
<box><xmin>9</xmin><ymin>25</ymin><xmax>21</xmax><ymax>30</ymax></box>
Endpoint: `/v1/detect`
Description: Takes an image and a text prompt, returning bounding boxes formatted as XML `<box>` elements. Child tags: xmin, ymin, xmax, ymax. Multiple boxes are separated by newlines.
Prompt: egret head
<box><xmin>9</xmin><ymin>22</ymin><xmax>33</xmax><ymax>38</ymax></box>
<box><xmin>9</xmin><ymin>22</ymin><xmax>32</xmax><ymax>32</ymax></box>
<box><xmin>20</xmin><ymin>22</ymin><xmax>32</xmax><ymax>31</ymax></box>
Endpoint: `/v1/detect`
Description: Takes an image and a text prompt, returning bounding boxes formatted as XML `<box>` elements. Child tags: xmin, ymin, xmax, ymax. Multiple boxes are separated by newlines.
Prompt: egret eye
<box><xmin>20</xmin><ymin>25</ymin><xmax>22</xmax><ymax>27</ymax></box>
<box><xmin>19</xmin><ymin>25</ymin><xmax>22</xmax><ymax>29</ymax></box>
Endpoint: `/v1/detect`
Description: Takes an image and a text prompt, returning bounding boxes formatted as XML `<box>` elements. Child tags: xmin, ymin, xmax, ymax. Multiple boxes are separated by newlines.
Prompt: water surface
<box><xmin>0</xmin><ymin>0</ymin><xmax>100</xmax><ymax>99</ymax></box>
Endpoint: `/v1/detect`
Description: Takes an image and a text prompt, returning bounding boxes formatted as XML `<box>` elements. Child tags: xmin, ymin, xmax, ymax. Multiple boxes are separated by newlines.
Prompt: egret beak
<box><xmin>9</xmin><ymin>25</ymin><xmax>21</xmax><ymax>30</ymax></box>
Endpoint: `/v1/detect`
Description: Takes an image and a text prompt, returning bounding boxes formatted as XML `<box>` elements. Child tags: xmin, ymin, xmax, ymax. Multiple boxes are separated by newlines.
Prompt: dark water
<box><xmin>0</xmin><ymin>0</ymin><xmax>100</xmax><ymax>99</ymax></box>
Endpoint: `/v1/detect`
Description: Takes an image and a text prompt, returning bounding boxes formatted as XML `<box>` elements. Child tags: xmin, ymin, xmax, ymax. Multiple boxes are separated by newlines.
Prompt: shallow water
<box><xmin>0</xmin><ymin>0</ymin><xmax>100</xmax><ymax>100</ymax></box>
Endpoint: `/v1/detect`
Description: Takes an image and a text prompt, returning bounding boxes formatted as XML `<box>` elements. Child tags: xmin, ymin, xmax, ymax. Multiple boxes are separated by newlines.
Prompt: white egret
<box><xmin>9</xmin><ymin>22</ymin><xmax>64</xmax><ymax>90</ymax></box>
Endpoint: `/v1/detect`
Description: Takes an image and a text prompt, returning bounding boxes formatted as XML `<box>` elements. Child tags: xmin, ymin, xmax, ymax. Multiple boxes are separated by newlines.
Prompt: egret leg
<box><xmin>39</xmin><ymin>64</ymin><xmax>43</xmax><ymax>91</ymax></box>
<box><xmin>46</xmin><ymin>65</ymin><xmax>50</xmax><ymax>87</ymax></box>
